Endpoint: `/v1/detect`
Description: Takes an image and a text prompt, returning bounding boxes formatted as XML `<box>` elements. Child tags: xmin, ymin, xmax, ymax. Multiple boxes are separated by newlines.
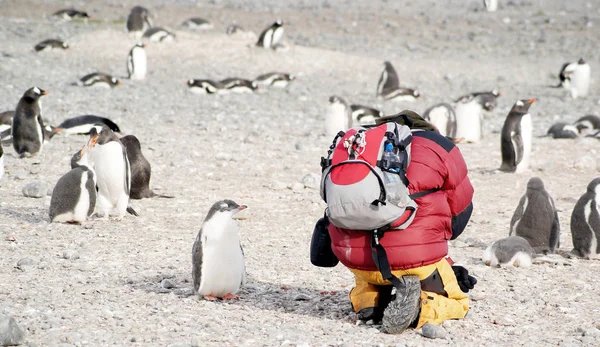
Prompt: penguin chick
<box><xmin>570</xmin><ymin>177</ymin><xmax>600</xmax><ymax>260</ymax></box>
<box><xmin>192</xmin><ymin>200</ymin><xmax>247</xmax><ymax>300</ymax></box>
<box><xmin>423</xmin><ymin>102</ymin><xmax>457</xmax><ymax>138</ymax></box>
<box><xmin>49</xmin><ymin>146</ymin><xmax>96</xmax><ymax>224</ymax></box>
<box><xmin>509</xmin><ymin>177</ymin><xmax>560</xmax><ymax>254</ymax></box>
<box><xmin>12</xmin><ymin>87</ymin><xmax>49</xmax><ymax>158</ymax></box>
<box><xmin>127</xmin><ymin>6</ymin><xmax>152</xmax><ymax>38</ymax></box>
<box><xmin>482</xmin><ymin>236</ymin><xmax>535</xmax><ymax>268</ymax></box>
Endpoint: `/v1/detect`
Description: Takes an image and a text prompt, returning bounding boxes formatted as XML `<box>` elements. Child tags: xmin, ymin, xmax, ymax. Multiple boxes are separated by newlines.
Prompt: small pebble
<box><xmin>421</xmin><ymin>323</ymin><xmax>447</xmax><ymax>339</ymax></box>
<box><xmin>16</xmin><ymin>257</ymin><xmax>37</xmax><ymax>269</ymax></box>
<box><xmin>22</xmin><ymin>181</ymin><xmax>48</xmax><ymax>198</ymax></box>
<box><xmin>161</xmin><ymin>279</ymin><xmax>176</xmax><ymax>289</ymax></box>
<box><xmin>0</xmin><ymin>315</ymin><xmax>25</xmax><ymax>346</ymax></box>
<box><xmin>290</xmin><ymin>182</ymin><xmax>304</xmax><ymax>192</ymax></box>
<box><xmin>62</xmin><ymin>250</ymin><xmax>80</xmax><ymax>260</ymax></box>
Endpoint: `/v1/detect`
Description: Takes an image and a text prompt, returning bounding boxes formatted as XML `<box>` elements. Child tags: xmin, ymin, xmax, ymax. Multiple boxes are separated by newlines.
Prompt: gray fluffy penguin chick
<box><xmin>483</xmin><ymin>236</ymin><xmax>535</xmax><ymax>268</ymax></box>
<box><xmin>49</xmin><ymin>147</ymin><xmax>96</xmax><ymax>224</ymax></box>
<box><xmin>127</xmin><ymin>6</ymin><xmax>152</xmax><ymax>39</ymax></box>
<box><xmin>192</xmin><ymin>200</ymin><xmax>247</xmax><ymax>300</ymax></box>
<box><xmin>569</xmin><ymin>177</ymin><xmax>600</xmax><ymax>259</ymax></box>
<box><xmin>12</xmin><ymin>87</ymin><xmax>49</xmax><ymax>158</ymax></box>
<box><xmin>509</xmin><ymin>177</ymin><xmax>560</xmax><ymax>254</ymax></box>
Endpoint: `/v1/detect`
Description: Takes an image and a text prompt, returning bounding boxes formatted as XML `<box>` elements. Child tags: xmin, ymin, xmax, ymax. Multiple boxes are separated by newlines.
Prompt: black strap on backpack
<box><xmin>320</xmin><ymin>131</ymin><xmax>345</xmax><ymax>171</ymax></box>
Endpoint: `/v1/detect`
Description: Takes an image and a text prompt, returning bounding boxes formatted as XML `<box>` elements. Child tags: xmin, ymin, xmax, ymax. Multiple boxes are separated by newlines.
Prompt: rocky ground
<box><xmin>1</xmin><ymin>0</ymin><xmax>600</xmax><ymax>346</ymax></box>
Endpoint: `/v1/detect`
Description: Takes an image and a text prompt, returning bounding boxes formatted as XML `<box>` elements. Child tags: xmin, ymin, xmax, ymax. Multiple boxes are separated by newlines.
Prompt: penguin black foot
<box><xmin>126</xmin><ymin>206</ymin><xmax>139</xmax><ymax>216</ymax></box>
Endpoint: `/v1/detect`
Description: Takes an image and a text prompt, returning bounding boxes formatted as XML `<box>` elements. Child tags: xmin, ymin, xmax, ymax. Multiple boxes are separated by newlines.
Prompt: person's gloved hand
<box><xmin>452</xmin><ymin>265</ymin><xmax>477</xmax><ymax>293</ymax></box>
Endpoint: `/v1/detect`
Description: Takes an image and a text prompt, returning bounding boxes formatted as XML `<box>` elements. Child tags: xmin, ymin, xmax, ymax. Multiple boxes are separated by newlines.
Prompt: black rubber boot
<box><xmin>382</xmin><ymin>275</ymin><xmax>421</xmax><ymax>334</ymax></box>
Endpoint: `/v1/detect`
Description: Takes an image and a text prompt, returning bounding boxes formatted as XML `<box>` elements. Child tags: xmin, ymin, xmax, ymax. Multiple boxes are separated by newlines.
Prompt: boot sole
<box><xmin>382</xmin><ymin>275</ymin><xmax>421</xmax><ymax>334</ymax></box>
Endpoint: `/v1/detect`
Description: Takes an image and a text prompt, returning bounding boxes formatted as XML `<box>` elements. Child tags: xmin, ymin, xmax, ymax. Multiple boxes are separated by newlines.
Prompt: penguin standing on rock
<box><xmin>482</xmin><ymin>236</ymin><xmax>535</xmax><ymax>268</ymax></box>
<box><xmin>509</xmin><ymin>177</ymin><xmax>560</xmax><ymax>254</ymax></box>
<box><xmin>499</xmin><ymin>99</ymin><xmax>535</xmax><ymax>173</ymax></box>
<box><xmin>127</xmin><ymin>6</ymin><xmax>152</xmax><ymax>38</ymax></box>
<box><xmin>49</xmin><ymin>147</ymin><xmax>97</xmax><ymax>224</ymax></box>
<box><xmin>376</xmin><ymin>61</ymin><xmax>421</xmax><ymax>102</ymax></box>
<box><xmin>120</xmin><ymin>135</ymin><xmax>172</xmax><ymax>199</ymax></box>
<box><xmin>86</xmin><ymin>126</ymin><xmax>132</xmax><ymax>218</ymax></box>
<box><xmin>325</xmin><ymin>96</ymin><xmax>352</xmax><ymax>137</ymax></box>
<box><xmin>570</xmin><ymin>177</ymin><xmax>600</xmax><ymax>259</ymax></box>
<box><xmin>12</xmin><ymin>87</ymin><xmax>49</xmax><ymax>158</ymax></box>
<box><xmin>192</xmin><ymin>199</ymin><xmax>247</xmax><ymax>300</ymax></box>
<box><xmin>127</xmin><ymin>42</ymin><xmax>147</xmax><ymax>80</ymax></box>
<box><xmin>256</xmin><ymin>20</ymin><xmax>284</xmax><ymax>49</ymax></box>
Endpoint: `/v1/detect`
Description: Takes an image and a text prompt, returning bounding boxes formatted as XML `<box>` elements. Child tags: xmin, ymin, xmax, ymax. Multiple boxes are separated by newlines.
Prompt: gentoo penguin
<box><xmin>423</xmin><ymin>102</ymin><xmax>457</xmax><ymax>138</ymax></box>
<box><xmin>457</xmin><ymin>90</ymin><xmax>501</xmax><ymax>111</ymax></box>
<box><xmin>220</xmin><ymin>78</ymin><xmax>258</xmax><ymax>93</ymax></box>
<box><xmin>12</xmin><ymin>87</ymin><xmax>48</xmax><ymax>158</ymax></box>
<box><xmin>127</xmin><ymin>42</ymin><xmax>147</xmax><ymax>80</ymax></box>
<box><xmin>0</xmin><ymin>111</ymin><xmax>13</xmax><ymax>134</ymax></box>
<box><xmin>376</xmin><ymin>61</ymin><xmax>420</xmax><ymax>102</ymax></box>
<box><xmin>573</xmin><ymin>114</ymin><xmax>600</xmax><ymax>136</ymax></box>
<box><xmin>226</xmin><ymin>24</ymin><xmax>245</xmax><ymax>36</ymax></box>
<box><xmin>127</xmin><ymin>6</ymin><xmax>152</xmax><ymax>38</ymax></box>
<box><xmin>86</xmin><ymin>125</ymin><xmax>131</xmax><ymax>218</ymax></box>
<box><xmin>482</xmin><ymin>236</ymin><xmax>535</xmax><ymax>268</ymax></box>
<box><xmin>34</xmin><ymin>39</ymin><xmax>69</xmax><ymax>52</ymax></box>
<box><xmin>350</xmin><ymin>104</ymin><xmax>383</xmax><ymax>126</ymax></box>
<box><xmin>52</xmin><ymin>8</ymin><xmax>89</xmax><ymax>21</ymax></box>
<box><xmin>256</xmin><ymin>20</ymin><xmax>284</xmax><ymax>49</ymax></box>
<box><xmin>182</xmin><ymin>17</ymin><xmax>213</xmax><ymax>30</ymax></box>
<box><xmin>325</xmin><ymin>96</ymin><xmax>352</xmax><ymax>137</ymax></box>
<box><xmin>57</xmin><ymin>115</ymin><xmax>121</xmax><ymax>135</ymax></box>
<box><xmin>499</xmin><ymin>99</ymin><xmax>535</xmax><ymax>173</ymax></box>
<box><xmin>0</xmin><ymin>142</ymin><xmax>4</xmax><ymax>181</ymax></box>
<box><xmin>75</xmin><ymin>73</ymin><xmax>120</xmax><ymax>88</ymax></box>
<box><xmin>120</xmin><ymin>135</ymin><xmax>172</xmax><ymax>199</ymax></box>
<box><xmin>568</xmin><ymin>58</ymin><xmax>591</xmax><ymax>99</ymax></box>
<box><xmin>253</xmin><ymin>72</ymin><xmax>295</xmax><ymax>88</ymax></box>
<box><xmin>483</xmin><ymin>0</ymin><xmax>498</xmax><ymax>12</ymax></box>
<box><xmin>509</xmin><ymin>177</ymin><xmax>560</xmax><ymax>254</ymax></box>
<box><xmin>569</xmin><ymin>177</ymin><xmax>600</xmax><ymax>259</ymax></box>
<box><xmin>142</xmin><ymin>27</ymin><xmax>176</xmax><ymax>43</ymax></box>
<box><xmin>49</xmin><ymin>147</ymin><xmax>97</xmax><ymax>224</ymax></box>
<box><xmin>454</xmin><ymin>95</ymin><xmax>484</xmax><ymax>143</ymax></box>
<box><xmin>192</xmin><ymin>199</ymin><xmax>247</xmax><ymax>300</ymax></box>
<box><xmin>545</xmin><ymin>122</ymin><xmax>579</xmax><ymax>139</ymax></box>
<box><xmin>186</xmin><ymin>79</ymin><xmax>226</xmax><ymax>94</ymax></box>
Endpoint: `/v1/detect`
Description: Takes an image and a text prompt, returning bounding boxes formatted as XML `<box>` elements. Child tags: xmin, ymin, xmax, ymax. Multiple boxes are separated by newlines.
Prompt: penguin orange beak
<box><xmin>41</xmin><ymin>90</ymin><xmax>49</xmax><ymax>95</ymax></box>
<box><xmin>237</xmin><ymin>205</ymin><xmax>247</xmax><ymax>211</ymax></box>
<box><xmin>527</xmin><ymin>98</ymin><xmax>536</xmax><ymax>104</ymax></box>
<box><xmin>88</xmin><ymin>134</ymin><xmax>99</xmax><ymax>149</ymax></box>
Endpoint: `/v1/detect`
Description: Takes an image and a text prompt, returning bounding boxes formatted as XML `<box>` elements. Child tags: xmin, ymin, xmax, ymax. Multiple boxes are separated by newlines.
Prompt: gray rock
<box><xmin>293</xmin><ymin>293</ymin><xmax>312</xmax><ymax>301</ymax></box>
<box><xmin>16</xmin><ymin>257</ymin><xmax>36</xmax><ymax>269</ymax></box>
<box><xmin>22</xmin><ymin>181</ymin><xmax>48</xmax><ymax>198</ymax></box>
<box><xmin>0</xmin><ymin>315</ymin><xmax>25</xmax><ymax>346</ymax></box>
<box><xmin>301</xmin><ymin>173</ymin><xmax>320</xmax><ymax>189</ymax></box>
<box><xmin>290</xmin><ymin>182</ymin><xmax>304</xmax><ymax>192</ymax></box>
<box><xmin>161</xmin><ymin>279</ymin><xmax>176</xmax><ymax>289</ymax></box>
<box><xmin>62</xmin><ymin>250</ymin><xmax>80</xmax><ymax>260</ymax></box>
<box><xmin>421</xmin><ymin>323</ymin><xmax>447</xmax><ymax>339</ymax></box>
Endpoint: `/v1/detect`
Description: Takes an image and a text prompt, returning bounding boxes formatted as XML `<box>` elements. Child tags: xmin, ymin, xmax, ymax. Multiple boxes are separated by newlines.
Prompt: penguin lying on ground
<box><xmin>182</xmin><ymin>17</ymin><xmax>213</xmax><ymax>30</ymax></box>
<box><xmin>483</xmin><ymin>236</ymin><xmax>535</xmax><ymax>267</ymax></box>
<box><xmin>127</xmin><ymin>6</ymin><xmax>152</xmax><ymax>39</ymax></box>
<box><xmin>350</xmin><ymin>104</ymin><xmax>383</xmax><ymax>125</ymax></box>
<box><xmin>219</xmin><ymin>78</ymin><xmax>258</xmax><ymax>93</ymax></box>
<box><xmin>186</xmin><ymin>79</ymin><xmax>226</xmax><ymax>94</ymax></box>
<box><xmin>573</xmin><ymin>114</ymin><xmax>600</xmax><ymax>136</ymax></box>
<box><xmin>74</xmin><ymin>73</ymin><xmax>120</xmax><ymax>88</ymax></box>
<box><xmin>0</xmin><ymin>141</ymin><xmax>4</xmax><ymax>181</ymax></box>
<box><xmin>35</xmin><ymin>39</ymin><xmax>69</xmax><ymax>52</ymax></box>
<box><xmin>456</xmin><ymin>89</ymin><xmax>502</xmax><ymax>111</ymax></box>
<box><xmin>0</xmin><ymin>111</ymin><xmax>13</xmax><ymax>134</ymax></box>
<box><xmin>499</xmin><ymin>99</ymin><xmax>536</xmax><ymax>173</ymax></box>
<box><xmin>120</xmin><ymin>135</ymin><xmax>173</xmax><ymax>199</ymax></box>
<box><xmin>509</xmin><ymin>177</ymin><xmax>560</xmax><ymax>254</ymax></box>
<box><xmin>256</xmin><ymin>20</ymin><xmax>284</xmax><ymax>49</ymax></box>
<box><xmin>52</xmin><ymin>8</ymin><xmax>89</xmax><ymax>21</ymax></box>
<box><xmin>376</xmin><ymin>61</ymin><xmax>421</xmax><ymax>102</ymax></box>
<box><xmin>143</xmin><ymin>27</ymin><xmax>176</xmax><ymax>43</ymax></box>
<box><xmin>570</xmin><ymin>177</ymin><xmax>600</xmax><ymax>260</ymax></box>
<box><xmin>192</xmin><ymin>199</ymin><xmax>247</xmax><ymax>300</ymax></box>
<box><xmin>253</xmin><ymin>72</ymin><xmax>295</xmax><ymax>88</ymax></box>
<box><xmin>57</xmin><ymin>115</ymin><xmax>121</xmax><ymax>135</ymax></box>
<box><xmin>12</xmin><ymin>87</ymin><xmax>49</xmax><ymax>158</ymax></box>
<box><xmin>49</xmin><ymin>147</ymin><xmax>97</xmax><ymax>224</ymax></box>
<box><xmin>544</xmin><ymin>122</ymin><xmax>579</xmax><ymax>139</ymax></box>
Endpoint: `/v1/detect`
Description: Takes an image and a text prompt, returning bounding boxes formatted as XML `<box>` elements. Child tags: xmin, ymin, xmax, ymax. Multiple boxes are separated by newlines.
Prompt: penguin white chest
<box><xmin>455</xmin><ymin>101</ymin><xmax>483</xmax><ymax>142</ymax></box>
<box><xmin>89</xmin><ymin>142</ymin><xmax>129</xmax><ymax>209</ymax></box>
<box><xmin>570</xmin><ymin>64</ymin><xmax>591</xmax><ymax>99</ymax></box>
<box><xmin>325</xmin><ymin>103</ymin><xmax>349</xmax><ymax>137</ymax></box>
<box><xmin>427</xmin><ymin>105</ymin><xmax>453</xmax><ymax>137</ymax></box>
<box><xmin>515</xmin><ymin>114</ymin><xmax>532</xmax><ymax>173</ymax></box>
<box><xmin>272</xmin><ymin>27</ymin><xmax>284</xmax><ymax>47</ymax></box>
<box><xmin>199</xmin><ymin>218</ymin><xmax>245</xmax><ymax>296</ymax></box>
<box><xmin>129</xmin><ymin>48</ymin><xmax>147</xmax><ymax>80</ymax></box>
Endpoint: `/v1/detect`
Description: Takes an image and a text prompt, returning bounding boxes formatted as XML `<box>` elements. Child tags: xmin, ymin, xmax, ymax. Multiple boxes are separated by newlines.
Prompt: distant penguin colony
<box><xmin>256</xmin><ymin>20</ymin><xmax>285</xmax><ymax>49</ymax></box>
<box><xmin>127</xmin><ymin>6</ymin><xmax>152</xmax><ymax>38</ymax></box>
<box><xmin>454</xmin><ymin>95</ymin><xmax>484</xmax><ymax>143</ymax></box>
<box><xmin>34</xmin><ymin>39</ymin><xmax>69</xmax><ymax>52</ymax></box>
<box><xmin>49</xmin><ymin>147</ymin><xmax>97</xmax><ymax>224</ymax></box>
<box><xmin>570</xmin><ymin>178</ymin><xmax>600</xmax><ymax>259</ymax></box>
<box><xmin>500</xmin><ymin>99</ymin><xmax>535</xmax><ymax>173</ymax></box>
<box><xmin>192</xmin><ymin>200</ymin><xmax>247</xmax><ymax>300</ymax></box>
<box><xmin>12</xmin><ymin>87</ymin><xmax>49</xmax><ymax>158</ymax></box>
<box><xmin>483</xmin><ymin>236</ymin><xmax>535</xmax><ymax>268</ymax></box>
<box><xmin>509</xmin><ymin>177</ymin><xmax>560</xmax><ymax>254</ymax></box>
<box><xmin>87</xmin><ymin>126</ymin><xmax>132</xmax><ymax>218</ymax></box>
<box><xmin>127</xmin><ymin>42</ymin><xmax>147</xmax><ymax>80</ymax></box>
<box><xmin>75</xmin><ymin>73</ymin><xmax>120</xmax><ymax>88</ymax></box>
<box><xmin>325</xmin><ymin>95</ymin><xmax>352</xmax><ymax>137</ymax></box>
<box><xmin>376</xmin><ymin>61</ymin><xmax>420</xmax><ymax>102</ymax></box>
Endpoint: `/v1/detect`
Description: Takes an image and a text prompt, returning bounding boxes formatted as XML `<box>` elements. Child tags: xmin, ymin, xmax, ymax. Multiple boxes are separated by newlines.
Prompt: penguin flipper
<box><xmin>549</xmin><ymin>207</ymin><xmax>560</xmax><ymax>252</ymax></box>
<box><xmin>192</xmin><ymin>232</ymin><xmax>204</xmax><ymax>293</ymax></box>
<box><xmin>510</xmin><ymin>195</ymin><xmax>526</xmax><ymax>236</ymax></box>
<box><xmin>511</xmin><ymin>131</ymin><xmax>524</xmax><ymax>166</ymax></box>
<box><xmin>240</xmin><ymin>243</ymin><xmax>247</xmax><ymax>286</ymax></box>
<box><xmin>126</xmin><ymin>206</ymin><xmax>139</xmax><ymax>216</ymax></box>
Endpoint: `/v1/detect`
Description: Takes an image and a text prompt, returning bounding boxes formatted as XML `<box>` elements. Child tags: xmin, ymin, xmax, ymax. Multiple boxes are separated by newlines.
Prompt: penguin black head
<box><xmin>328</xmin><ymin>95</ymin><xmax>346</xmax><ymax>104</ymax></box>
<box><xmin>586</xmin><ymin>178</ymin><xmax>600</xmax><ymax>193</ymax></box>
<box><xmin>23</xmin><ymin>87</ymin><xmax>49</xmax><ymax>102</ymax></box>
<box><xmin>274</xmin><ymin>19</ymin><xmax>284</xmax><ymax>26</ymax></box>
<box><xmin>526</xmin><ymin>177</ymin><xmax>544</xmax><ymax>190</ymax></box>
<box><xmin>110</xmin><ymin>77</ymin><xmax>120</xmax><ymax>86</ymax></box>
<box><xmin>578</xmin><ymin>57</ymin><xmax>586</xmax><ymax>65</ymax></box>
<box><xmin>204</xmin><ymin>199</ymin><xmax>247</xmax><ymax>222</ymax></box>
<box><xmin>509</xmin><ymin>98</ymin><xmax>536</xmax><ymax>115</ymax></box>
<box><xmin>88</xmin><ymin>125</ymin><xmax>119</xmax><ymax>146</ymax></box>
<box><xmin>492</xmin><ymin>89</ymin><xmax>502</xmax><ymax>97</ymax></box>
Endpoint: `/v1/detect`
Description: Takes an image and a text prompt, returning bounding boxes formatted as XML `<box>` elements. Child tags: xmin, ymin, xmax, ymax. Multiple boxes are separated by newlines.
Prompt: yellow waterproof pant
<box><xmin>349</xmin><ymin>258</ymin><xmax>469</xmax><ymax>328</ymax></box>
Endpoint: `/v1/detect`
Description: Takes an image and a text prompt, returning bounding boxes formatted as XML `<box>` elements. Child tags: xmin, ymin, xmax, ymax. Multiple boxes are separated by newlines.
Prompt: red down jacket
<box><xmin>328</xmin><ymin>130</ymin><xmax>474</xmax><ymax>271</ymax></box>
